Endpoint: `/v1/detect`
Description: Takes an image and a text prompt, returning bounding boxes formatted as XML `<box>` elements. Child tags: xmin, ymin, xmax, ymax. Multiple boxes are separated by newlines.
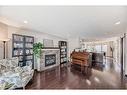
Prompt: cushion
<box><xmin>14</xmin><ymin>67</ymin><xmax>23</xmax><ymax>74</ymax></box>
<box><xmin>2</xmin><ymin>71</ymin><xmax>13</xmax><ymax>76</ymax></box>
<box><xmin>0</xmin><ymin>80</ymin><xmax>6</xmax><ymax>90</ymax></box>
<box><xmin>0</xmin><ymin>79</ymin><xmax>15</xmax><ymax>90</ymax></box>
<box><xmin>7</xmin><ymin>57</ymin><xmax>19</xmax><ymax>67</ymax></box>
<box><xmin>0</xmin><ymin>76</ymin><xmax>21</xmax><ymax>88</ymax></box>
<box><xmin>0</xmin><ymin>59</ymin><xmax>7</xmax><ymax>66</ymax></box>
<box><xmin>0</xmin><ymin>57</ymin><xmax>18</xmax><ymax>69</ymax></box>
<box><xmin>22</xmin><ymin>66</ymin><xmax>31</xmax><ymax>72</ymax></box>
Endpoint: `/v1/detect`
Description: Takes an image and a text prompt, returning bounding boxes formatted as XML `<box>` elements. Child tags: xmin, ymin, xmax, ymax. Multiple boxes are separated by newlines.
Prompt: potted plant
<box><xmin>33</xmin><ymin>42</ymin><xmax>43</xmax><ymax>71</ymax></box>
<box><xmin>33</xmin><ymin>42</ymin><xmax>43</xmax><ymax>58</ymax></box>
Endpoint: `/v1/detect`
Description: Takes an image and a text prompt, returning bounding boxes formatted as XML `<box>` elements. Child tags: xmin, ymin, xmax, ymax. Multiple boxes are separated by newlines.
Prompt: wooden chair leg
<box><xmin>84</xmin><ymin>66</ymin><xmax>88</xmax><ymax>74</ymax></box>
<box><xmin>81</xmin><ymin>65</ymin><xmax>84</xmax><ymax>73</ymax></box>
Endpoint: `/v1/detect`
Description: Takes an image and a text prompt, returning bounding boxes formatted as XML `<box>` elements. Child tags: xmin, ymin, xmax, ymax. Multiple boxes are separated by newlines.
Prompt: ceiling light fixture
<box><xmin>23</xmin><ymin>20</ymin><xmax>28</xmax><ymax>24</ymax></box>
<box><xmin>115</xmin><ymin>21</ymin><xmax>120</xmax><ymax>25</ymax></box>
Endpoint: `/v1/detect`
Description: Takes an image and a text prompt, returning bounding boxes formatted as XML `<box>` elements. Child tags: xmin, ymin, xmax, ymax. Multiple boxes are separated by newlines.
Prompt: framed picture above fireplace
<box><xmin>43</xmin><ymin>39</ymin><xmax>54</xmax><ymax>47</ymax></box>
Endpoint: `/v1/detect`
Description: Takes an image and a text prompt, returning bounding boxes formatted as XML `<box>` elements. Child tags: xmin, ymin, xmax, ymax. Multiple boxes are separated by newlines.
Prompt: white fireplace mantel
<box><xmin>36</xmin><ymin>48</ymin><xmax>60</xmax><ymax>71</ymax></box>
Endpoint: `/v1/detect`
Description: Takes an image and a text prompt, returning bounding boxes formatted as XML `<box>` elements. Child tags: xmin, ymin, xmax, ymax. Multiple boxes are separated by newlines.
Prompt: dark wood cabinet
<box><xmin>12</xmin><ymin>34</ymin><xmax>34</xmax><ymax>68</ymax></box>
<box><xmin>92</xmin><ymin>52</ymin><xmax>104</xmax><ymax>63</ymax></box>
<box><xmin>59</xmin><ymin>41</ymin><xmax>67</xmax><ymax>64</ymax></box>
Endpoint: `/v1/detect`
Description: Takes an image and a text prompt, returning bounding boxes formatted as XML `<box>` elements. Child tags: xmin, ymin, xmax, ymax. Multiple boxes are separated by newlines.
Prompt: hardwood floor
<box><xmin>26</xmin><ymin>58</ymin><xmax>127</xmax><ymax>89</ymax></box>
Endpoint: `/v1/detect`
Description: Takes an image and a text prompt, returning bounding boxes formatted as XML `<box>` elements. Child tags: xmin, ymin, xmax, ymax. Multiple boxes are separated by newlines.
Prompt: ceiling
<box><xmin>0</xmin><ymin>6</ymin><xmax>127</xmax><ymax>39</ymax></box>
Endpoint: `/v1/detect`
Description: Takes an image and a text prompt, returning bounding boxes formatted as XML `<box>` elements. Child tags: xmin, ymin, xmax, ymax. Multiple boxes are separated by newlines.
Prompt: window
<box><xmin>95</xmin><ymin>45</ymin><xmax>101</xmax><ymax>52</ymax></box>
<box><xmin>102</xmin><ymin>45</ymin><xmax>107</xmax><ymax>52</ymax></box>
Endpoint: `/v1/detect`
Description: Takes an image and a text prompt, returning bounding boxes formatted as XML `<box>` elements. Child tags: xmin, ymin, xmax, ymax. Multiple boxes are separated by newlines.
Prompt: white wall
<box><xmin>68</xmin><ymin>37</ymin><xmax>80</xmax><ymax>58</ymax></box>
<box><xmin>124</xmin><ymin>33</ymin><xmax>127</xmax><ymax>75</ymax></box>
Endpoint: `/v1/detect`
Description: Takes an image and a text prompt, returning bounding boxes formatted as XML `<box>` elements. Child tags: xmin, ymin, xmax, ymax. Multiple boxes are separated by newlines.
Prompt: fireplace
<box><xmin>45</xmin><ymin>54</ymin><xmax>56</xmax><ymax>67</ymax></box>
<box><xmin>36</xmin><ymin>48</ymin><xmax>60</xmax><ymax>71</ymax></box>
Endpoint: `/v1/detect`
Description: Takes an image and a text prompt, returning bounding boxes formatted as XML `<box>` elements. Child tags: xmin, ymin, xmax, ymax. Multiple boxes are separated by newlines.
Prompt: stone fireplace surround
<box><xmin>37</xmin><ymin>48</ymin><xmax>60</xmax><ymax>71</ymax></box>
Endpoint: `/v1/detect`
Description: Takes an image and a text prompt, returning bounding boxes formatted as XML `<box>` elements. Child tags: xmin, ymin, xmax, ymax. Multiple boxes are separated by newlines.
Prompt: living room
<box><xmin>0</xmin><ymin>5</ymin><xmax>127</xmax><ymax>90</ymax></box>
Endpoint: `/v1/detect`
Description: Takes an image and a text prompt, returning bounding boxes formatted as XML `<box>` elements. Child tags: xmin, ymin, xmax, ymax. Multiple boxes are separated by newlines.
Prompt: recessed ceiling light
<box><xmin>23</xmin><ymin>20</ymin><xmax>28</xmax><ymax>24</ymax></box>
<box><xmin>115</xmin><ymin>21</ymin><xmax>120</xmax><ymax>25</ymax></box>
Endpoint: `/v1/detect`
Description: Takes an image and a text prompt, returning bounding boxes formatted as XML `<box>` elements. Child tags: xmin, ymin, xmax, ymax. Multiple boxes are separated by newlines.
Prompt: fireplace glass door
<box><xmin>45</xmin><ymin>54</ymin><xmax>56</xmax><ymax>67</ymax></box>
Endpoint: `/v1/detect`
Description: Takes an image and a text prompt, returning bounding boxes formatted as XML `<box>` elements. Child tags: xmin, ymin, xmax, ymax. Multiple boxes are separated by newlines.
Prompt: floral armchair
<box><xmin>0</xmin><ymin>57</ymin><xmax>19</xmax><ymax>73</ymax></box>
<box><xmin>0</xmin><ymin>57</ymin><xmax>34</xmax><ymax>90</ymax></box>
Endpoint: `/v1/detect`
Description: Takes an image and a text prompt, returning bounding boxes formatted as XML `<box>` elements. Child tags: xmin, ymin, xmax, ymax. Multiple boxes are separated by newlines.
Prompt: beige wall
<box><xmin>0</xmin><ymin>22</ymin><xmax>8</xmax><ymax>40</ymax></box>
<box><xmin>0</xmin><ymin>42</ymin><xmax>3</xmax><ymax>59</ymax></box>
<box><xmin>0</xmin><ymin>22</ymin><xmax>8</xmax><ymax>59</ymax></box>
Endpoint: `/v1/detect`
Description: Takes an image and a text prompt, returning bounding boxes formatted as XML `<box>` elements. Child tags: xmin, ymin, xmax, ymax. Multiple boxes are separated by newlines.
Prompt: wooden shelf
<box><xmin>13</xmin><ymin>55</ymin><xmax>24</xmax><ymax>56</ymax></box>
<box><xmin>13</xmin><ymin>41</ymin><xmax>24</xmax><ymax>43</ymax></box>
<box><xmin>13</xmin><ymin>48</ymin><xmax>23</xmax><ymax>49</ymax></box>
<box><xmin>25</xmin><ymin>42</ymin><xmax>34</xmax><ymax>43</ymax></box>
<box><xmin>12</xmin><ymin>34</ymin><xmax>34</xmax><ymax>68</ymax></box>
<box><xmin>25</xmin><ymin>48</ymin><xmax>33</xmax><ymax>49</ymax></box>
<box><xmin>26</xmin><ymin>59</ymin><xmax>33</xmax><ymax>61</ymax></box>
<box><xmin>59</xmin><ymin>41</ymin><xmax>67</xmax><ymax>64</ymax></box>
<box><xmin>19</xmin><ymin>60</ymin><xmax>23</xmax><ymax>62</ymax></box>
<box><xmin>25</xmin><ymin>54</ymin><xmax>33</xmax><ymax>56</ymax></box>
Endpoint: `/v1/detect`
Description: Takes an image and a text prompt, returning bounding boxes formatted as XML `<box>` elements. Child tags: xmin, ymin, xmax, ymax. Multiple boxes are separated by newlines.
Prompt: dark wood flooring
<box><xmin>26</xmin><ymin>58</ymin><xmax>127</xmax><ymax>89</ymax></box>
